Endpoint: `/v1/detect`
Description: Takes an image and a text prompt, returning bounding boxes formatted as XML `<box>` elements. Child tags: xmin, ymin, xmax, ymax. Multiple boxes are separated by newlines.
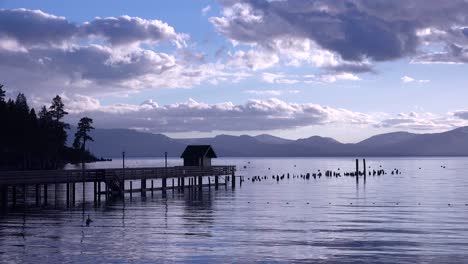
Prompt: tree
<box><xmin>0</xmin><ymin>84</ymin><xmax>5</xmax><ymax>103</ymax></box>
<box><xmin>74</xmin><ymin>117</ymin><xmax>94</xmax><ymax>152</ymax></box>
<box><xmin>49</xmin><ymin>95</ymin><xmax>68</xmax><ymax>123</ymax></box>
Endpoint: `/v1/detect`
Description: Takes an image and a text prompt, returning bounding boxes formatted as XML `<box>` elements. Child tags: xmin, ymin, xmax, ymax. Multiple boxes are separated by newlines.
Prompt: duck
<box><xmin>86</xmin><ymin>215</ymin><xmax>93</xmax><ymax>226</ymax></box>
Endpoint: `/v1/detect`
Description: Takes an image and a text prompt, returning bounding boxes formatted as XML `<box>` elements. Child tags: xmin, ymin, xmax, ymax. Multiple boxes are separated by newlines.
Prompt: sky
<box><xmin>1</xmin><ymin>0</ymin><xmax>468</xmax><ymax>142</ymax></box>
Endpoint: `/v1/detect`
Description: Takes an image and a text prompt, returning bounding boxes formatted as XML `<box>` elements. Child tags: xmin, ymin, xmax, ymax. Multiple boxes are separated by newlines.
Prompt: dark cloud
<box><xmin>0</xmin><ymin>9</ymin><xmax>186</xmax><ymax>48</ymax></box>
<box><xmin>80</xmin><ymin>16</ymin><xmax>187</xmax><ymax>47</ymax></box>
<box><xmin>0</xmin><ymin>9</ymin><xmax>241</xmax><ymax>99</ymax></box>
<box><xmin>211</xmin><ymin>0</ymin><xmax>468</xmax><ymax>64</ymax></box>
<box><xmin>0</xmin><ymin>9</ymin><xmax>76</xmax><ymax>47</ymax></box>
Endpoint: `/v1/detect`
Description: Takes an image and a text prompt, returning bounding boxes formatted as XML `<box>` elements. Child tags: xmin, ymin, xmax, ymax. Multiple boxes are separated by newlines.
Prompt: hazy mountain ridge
<box><xmin>69</xmin><ymin>127</ymin><xmax>468</xmax><ymax>158</ymax></box>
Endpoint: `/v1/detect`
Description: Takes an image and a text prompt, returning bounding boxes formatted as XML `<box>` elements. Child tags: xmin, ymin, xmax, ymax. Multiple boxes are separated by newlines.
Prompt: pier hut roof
<box><xmin>181</xmin><ymin>145</ymin><xmax>217</xmax><ymax>159</ymax></box>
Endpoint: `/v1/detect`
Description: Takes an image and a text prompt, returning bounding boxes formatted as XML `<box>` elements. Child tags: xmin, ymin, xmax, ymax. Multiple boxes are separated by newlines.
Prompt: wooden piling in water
<box><xmin>12</xmin><ymin>186</ymin><xmax>16</xmax><ymax>206</ymax></box>
<box><xmin>355</xmin><ymin>159</ymin><xmax>359</xmax><ymax>183</ymax></box>
<box><xmin>66</xmin><ymin>182</ymin><xmax>70</xmax><ymax>207</ymax></box>
<box><xmin>93</xmin><ymin>181</ymin><xmax>96</xmax><ymax>204</ymax></box>
<box><xmin>363</xmin><ymin>159</ymin><xmax>367</xmax><ymax>183</ymax></box>
<box><xmin>72</xmin><ymin>182</ymin><xmax>75</xmax><ymax>206</ymax></box>
<box><xmin>130</xmin><ymin>181</ymin><xmax>133</xmax><ymax>199</ymax></box>
<box><xmin>1</xmin><ymin>185</ymin><xmax>8</xmax><ymax>208</ymax></box>
<box><xmin>215</xmin><ymin>175</ymin><xmax>219</xmax><ymax>189</ymax></box>
<box><xmin>151</xmin><ymin>180</ymin><xmax>154</xmax><ymax>196</ymax></box>
<box><xmin>141</xmin><ymin>178</ymin><xmax>146</xmax><ymax>196</ymax></box>
<box><xmin>232</xmin><ymin>171</ymin><xmax>236</xmax><ymax>189</ymax></box>
<box><xmin>198</xmin><ymin>176</ymin><xmax>203</xmax><ymax>189</ymax></box>
<box><xmin>44</xmin><ymin>184</ymin><xmax>48</xmax><ymax>205</ymax></box>
<box><xmin>35</xmin><ymin>184</ymin><xmax>39</xmax><ymax>206</ymax></box>
<box><xmin>98</xmin><ymin>181</ymin><xmax>101</xmax><ymax>204</ymax></box>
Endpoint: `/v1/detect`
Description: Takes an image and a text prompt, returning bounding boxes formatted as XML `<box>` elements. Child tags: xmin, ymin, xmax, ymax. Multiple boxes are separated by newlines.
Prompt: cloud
<box><xmin>211</xmin><ymin>1</ymin><xmax>468</xmax><ymax>66</ymax></box>
<box><xmin>201</xmin><ymin>5</ymin><xmax>212</xmax><ymax>16</ymax></box>
<box><xmin>401</xmin><ymin>76</ymin><xmax>430</xmax><ymax>83</ymax></box>
<box><xmin>244</xmin><ymin>89</ymin><xmax>300</xmax><ymax>96</ymax></box>
<box><xmin>227</xmin><ymin>49</ymin><xmax>279</xmax><ymax>70</ymax></box>
<box><xmin>80</xmin><ymin>15</ymin><xmax>188</xmax><ymax>48</ymax></box>
<box><xmin>67</xmin><ymin>97</ymin><xmax>373</xmax><ymax>133</ymax></box>
<box><xmin>261</xmin><ymin>72</ymin><xmax>299</xmax><ymax>84</ymax></box>
<box><xmin>375</xmin><ymin>111</ymin><xmax>467</xmax><ymax>131</ymax></box>
<box><xmin>0</xmin><ymin>9</ymin><xmax>246</xmax><ymax>100</ymax></box>
<box><xmin>261</xmin><ymin>72</ymin><xmax>360</xmax><ymax>84</ymax></box>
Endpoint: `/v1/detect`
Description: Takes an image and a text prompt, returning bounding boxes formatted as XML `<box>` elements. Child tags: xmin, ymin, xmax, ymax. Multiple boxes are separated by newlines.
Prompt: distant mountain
<box><xmin>357</xmin><ymin>132</ymin><xmax>417</xmax><ymax>147</ymax></box>
<box><xmin>254</xmin><ymin>134</ymin><xmax>293</xmax><ymax>144</ymax></box>
<box><xmin>69</xmin><ymin>126</ymin><xmax>468</xmax><ymax>157</ymax></box>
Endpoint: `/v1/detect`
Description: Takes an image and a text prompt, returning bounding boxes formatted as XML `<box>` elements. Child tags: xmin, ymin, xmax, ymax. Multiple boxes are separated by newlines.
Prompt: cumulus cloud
<box><xmin>67</xmin><ymin>97</ymin><xmax>373</xmax><ymax>133</ymax></box>
<box><xmin>211</xmin><ymin>0</ymin><xmax>468</xmax><ymax>66</ymax></box>
<box><xmin>227</xmin><ymin>49</ymin><xmax>279</xmax><ymax>70</ymax></box>
<box><xmin>0</xmin><ymin>8</ymin><xmax>245</xmax><ymax>99</ymax></box>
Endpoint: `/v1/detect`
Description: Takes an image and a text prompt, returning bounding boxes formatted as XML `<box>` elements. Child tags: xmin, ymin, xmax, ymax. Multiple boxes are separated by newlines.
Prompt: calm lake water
<box><xmin>2</xmin><ymin>157</ymin><xmax>468</xmax><ymax>263</ymax></box>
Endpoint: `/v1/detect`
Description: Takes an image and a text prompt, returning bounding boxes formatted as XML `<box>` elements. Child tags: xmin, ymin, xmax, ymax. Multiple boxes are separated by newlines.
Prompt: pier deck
<box><xmin>0</xmin><ymin>165</ymin><xmax>237</xmax><ymax>208</ymax></box>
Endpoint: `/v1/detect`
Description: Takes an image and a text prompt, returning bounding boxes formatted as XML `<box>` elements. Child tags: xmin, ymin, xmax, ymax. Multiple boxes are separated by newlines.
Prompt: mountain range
<box><xmin>69</xmin><ymin>127</ymin><xmax>468</xmax><ymax>158</ymax></box>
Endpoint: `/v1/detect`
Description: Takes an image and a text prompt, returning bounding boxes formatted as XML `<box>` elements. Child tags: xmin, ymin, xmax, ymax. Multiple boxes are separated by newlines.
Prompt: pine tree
<box><xmin>74</xmin><ymin>117</ymin><xmax>94</xmax><ymax>151</ymax></box>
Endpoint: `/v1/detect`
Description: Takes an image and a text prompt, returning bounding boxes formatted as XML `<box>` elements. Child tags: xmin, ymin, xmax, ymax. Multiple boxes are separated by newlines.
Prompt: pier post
<box><xmin>105</xmin><ymin>182</ymin><xmax>108</xmax><ymax>201</ymax></box>
<box><xmin>177</xmin><ymin>177</ymin><xmax>181</xmax><ymax>190</ymax></box>
<box><xmin>35</xmin><ymin>184</ymin><xmax>40</xmax><ymax>206</ymax></box>
<box><xmin>141</xmin><ymin>178</ymin><xmax>146</xmax><ymax>197</ymax></box>
<box><xmin>363</xmin><ymin>159</ymin><xmax>367</xmax><ymax>183</ymax></box>
<box><xmin>12</xmin><ymin>186</ymin><xmax>16</xmax><ymax>206</ymax></box>
<box><xmin>93</xmin><ymin>181</ymin><xmax>97</xmax><ymax>205</ymax></box>
<box><xmin>232</xmin><ymin>170</ymin><xmax>236</xmax><ymax>189</ymax></box>
<box><xmin>1</xmin><ymin>185</ymin><xmax>7</xmax><ymax>208</ymax></box>
<box><xmin>162</xmin><ymin>152</ymin><xmax>167</xmax><ymax>191</ymax></box>
<box><xmin>130</xmin><ymin>181</ymin><xmax>133</xmax><ymax>199</ymax></box>
<box><xmin>198</xmin><ymin>176</ymin><xmax>203</xmax><ymax>190</ymax></box>
<box><xmin>72</xmin><ymin>183</ymin><xmax>75</xmax><ymax>206</ymax></box>
<box><xmin>215</xmin><ymin>176</ymin><xmax>219</xmax><ymax>190</ymax></box>
<box><xmin>98</xmin><ymin>181</ymin><xmax>101</xmax><ymax>204</ymax></box>
<box><xmin>66</xmin><ymin>182</ymin><xmax>70</xmax><ymax>207</ymax></box>
<box><xmin>208</xmin><ymin>177</ymin><xmax>211</xmax><ymax>189</ymax></box>
<box><xmin>151</xmin><ymin>180</ymin><xmax>154</xmax><ymax>197</ymax></box>
<box><xmin>44</xmin><ymin>184</ymin><xmax>48</xmax><ymax>205</ymax></box>
<box><xmin>355</xmin><ymin>159</ymin><xmax>359</xmax><ymax>184</ymax></box>
<box><xmin>172</xmin><ymin>178</ymin><xmax>175</xmax><ymax>192</ymax></box>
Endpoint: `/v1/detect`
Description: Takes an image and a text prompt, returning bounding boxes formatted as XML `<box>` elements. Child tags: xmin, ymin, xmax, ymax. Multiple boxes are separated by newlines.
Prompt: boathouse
<box><xmin>181</xmin><ymin>145</ymin><xmax>217</xmax><ymax>167</ymax></box>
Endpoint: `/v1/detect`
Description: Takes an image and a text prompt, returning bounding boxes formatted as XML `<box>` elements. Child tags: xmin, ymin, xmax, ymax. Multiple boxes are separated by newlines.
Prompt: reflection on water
<box><xmin>2</xmin><ymin>157</ymin><xmax>468</xmax><ymax>263</ymax></box>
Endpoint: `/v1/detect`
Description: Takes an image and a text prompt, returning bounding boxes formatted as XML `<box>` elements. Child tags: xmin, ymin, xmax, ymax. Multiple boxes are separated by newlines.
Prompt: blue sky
<box><xmin>1</xmin><ymin>0</ymin><xmax>468</xmax><ymax>142</ymax></box>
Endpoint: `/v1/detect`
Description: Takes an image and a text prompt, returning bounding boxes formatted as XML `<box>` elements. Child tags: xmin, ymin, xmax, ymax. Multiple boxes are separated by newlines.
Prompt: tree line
<box><xmin>0</xmin><ymin>84</ymin><xmax>98</xmax><ymax>170</ymax></box>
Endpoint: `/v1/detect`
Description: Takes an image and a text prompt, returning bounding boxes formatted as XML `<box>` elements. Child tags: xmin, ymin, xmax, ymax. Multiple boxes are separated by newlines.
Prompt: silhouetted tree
<box><xmin>74</xmin><ymin>117</ymin><xmax>94</xmax><ymax>152</ymax></box>
<box><xmin>0</xmin><ymin>85</ymin><xmax>98</xmax><ymax>170</ymax></box>
<box><xmin>0</xmin><ymin>84</ymin><xmax>5</xmax><ymax>103</ymax></box>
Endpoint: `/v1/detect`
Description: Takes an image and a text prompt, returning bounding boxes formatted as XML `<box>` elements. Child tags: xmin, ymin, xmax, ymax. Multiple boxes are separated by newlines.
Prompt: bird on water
<box><xmin>86</xmin><ymin>215</ymin><xmax>93</xmax><ymax>226</ymax></box>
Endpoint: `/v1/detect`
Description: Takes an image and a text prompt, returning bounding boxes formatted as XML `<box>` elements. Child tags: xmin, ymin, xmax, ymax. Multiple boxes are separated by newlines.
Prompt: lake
<box><xmin>1</xmin><ymin>157</ymin><xmax>468</xmax><ymax>263</ymax></box>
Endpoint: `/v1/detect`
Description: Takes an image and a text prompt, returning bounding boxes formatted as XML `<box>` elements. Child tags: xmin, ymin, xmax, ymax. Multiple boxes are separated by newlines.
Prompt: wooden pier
<box><xmin>0</xmin><ymin>165</ymin><xmax>236</xmax><ymax>208</ymax></box>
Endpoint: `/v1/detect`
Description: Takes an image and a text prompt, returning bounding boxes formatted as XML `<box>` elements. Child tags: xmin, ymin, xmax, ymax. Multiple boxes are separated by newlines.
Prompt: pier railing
<box><xmin>0</xmin><ymin>165</ymin><xmax>236</xmax><ymax>185</ymax></box>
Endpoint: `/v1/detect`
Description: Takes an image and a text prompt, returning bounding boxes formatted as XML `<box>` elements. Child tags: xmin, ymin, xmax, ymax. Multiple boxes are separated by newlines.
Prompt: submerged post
<box><xmin>44</xmin><ymin>184</ymin><xmax>48</xmax><ymax>205</ymax></box>
<box><xmin>355</xmin><ymin>159</ymin><xmax>359</xmax><ymax>183</ymax></box>
<box><xmin>1</xmin><ymin>185</ymin><xmax>7</xmax><ymax>208</ymax></box>
<box><xmin>363</xmin><ymin>159</ymin><xmax>367</xmax><ymax>183</ymax></box>
<box><xmin>232</xmin><ymin>168</ymin><xmax>236</xmax><ymax>189</ymax></box>
<box><xmin>162</xmin><ymin>152</ymin><xmax>168</xmax><ymax>191</ymax></box>
<box><xmin>122</xmin><ymin>151</ymin><xmax>126</xmax><ymax>198</ymax></box>
<box><xmin>215</xmin><ymin>175</ymin><xmax>219</xmax><ymax>189</ymax></box>
<box><xmin>35</xmin><ymin>184</ymin><xmax>40</xmax><ymax>206</ymax></box>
